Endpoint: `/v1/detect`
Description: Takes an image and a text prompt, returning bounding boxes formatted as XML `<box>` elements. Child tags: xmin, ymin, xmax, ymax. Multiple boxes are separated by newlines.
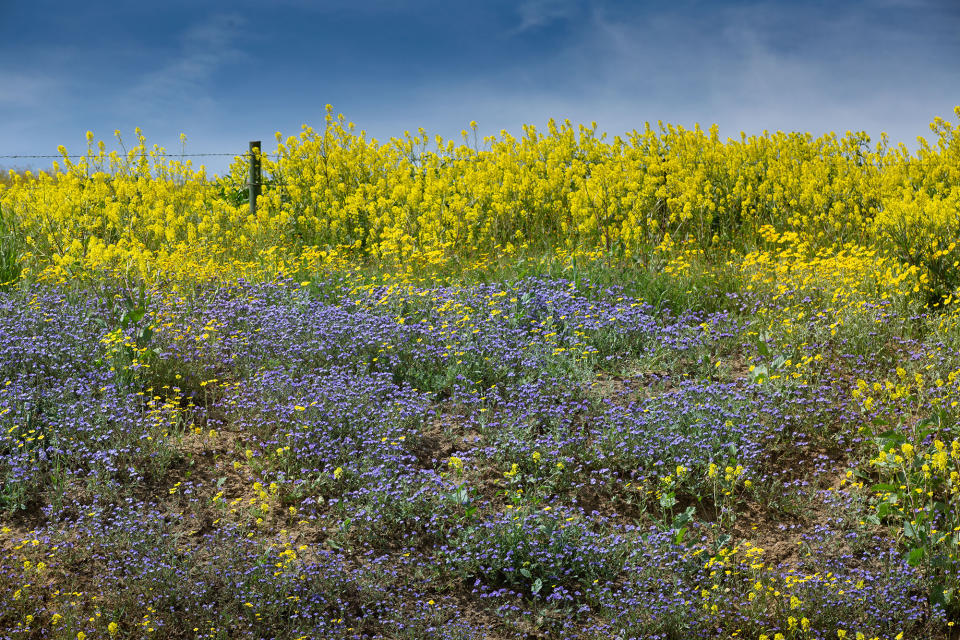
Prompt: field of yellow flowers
<box><xmin>0</xmin><ymin>107</ymin><xmax>958</xmax><ymax>639</ymax></box>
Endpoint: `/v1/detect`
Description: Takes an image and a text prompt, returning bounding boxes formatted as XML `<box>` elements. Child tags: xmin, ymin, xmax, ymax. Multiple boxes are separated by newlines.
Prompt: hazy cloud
<box><xmin>121</xmin><ymin>13</ymin><xmax>246</xmax><ymax>119</ymax></box>
<box><xmin>510</xmin><ymin>0</ymin><xmax>579</xmax><ymax>34</ymax></box>
<box><xmin>0</xmin><ymin>72</ymin><xmax>62</xmax><ymax>109</ymax></box>
<box><xmin>484</xmin><ymin>1</ymin><xmax>960</xmax><ymax>147</ymax></box>
<box><xmin>2</xmin><ymin>0</ymin><xmax>957</xmax><ymax>175</ymax></box>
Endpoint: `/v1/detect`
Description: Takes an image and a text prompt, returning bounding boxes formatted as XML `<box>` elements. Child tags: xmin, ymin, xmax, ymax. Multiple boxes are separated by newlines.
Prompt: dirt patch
<box><xmin>588</xmin><ymin>369</ymin><xmax>676</xmax><ymax>406</ymax></box>
<box><xmin>410</xmin><ymin>417</ymin><xmax>467</xmax><ymax>469</ymax></box>
<box><xmin>737</xmin><ymin>520</ymin><xmax>807</xmax><ymax>568</ymax></box>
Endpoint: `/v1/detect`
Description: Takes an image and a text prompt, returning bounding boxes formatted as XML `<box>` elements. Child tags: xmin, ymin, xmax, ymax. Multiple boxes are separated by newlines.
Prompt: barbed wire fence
<box><xmin>5</xmin><ymin>138</ymin><xmax>490</xmax><ymax>216</ymax></box>
<box><xmin>0</xmin><ymin>153</ymin><xmax>242</xmax><ymax>159</ymax></box>
<box><xmin>1</xmin><ymin>142</ymin><xmax>289</xmax><ymax>215</ymax></box>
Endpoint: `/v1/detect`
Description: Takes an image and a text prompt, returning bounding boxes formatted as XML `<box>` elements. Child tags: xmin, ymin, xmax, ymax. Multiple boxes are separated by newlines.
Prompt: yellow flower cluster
<box><xmin>2</xmin><ymin>107</ymin><xmax>958</xmax><ymax>290</ymax></box>
<box><xmin>698</xmin><ymin>541</ymin><xmax>907</xmax><ymax>640</ymax></box>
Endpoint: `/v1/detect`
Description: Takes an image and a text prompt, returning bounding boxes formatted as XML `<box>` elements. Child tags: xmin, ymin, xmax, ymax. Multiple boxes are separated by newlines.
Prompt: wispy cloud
<box><xmin>0</xmin><ymin>68</ymin><xmax>80</xmax><ymax>162</ymax></box>
<box><xmin>509</xmin><ymin>0</ymin><xmax>579</xmax><ymax>34</ymax></box>
<box><xmin>0</xmin><ymin>71</ymin><xmax>61</xmax><ymax>109</ymax></box>
<box><xmin>121</xmin><ymin>13</ymin><xmax>246</xmax><ymax>120</ymax></box>
<box><xmin>3</xmin><ymin>0</ymin><xmax>956</xmax><ymax>174</ymax></box>
<box><xmin>487</xmin><ymin>1</ymin><xmax>960</xmax><ymax>147</ymax></box>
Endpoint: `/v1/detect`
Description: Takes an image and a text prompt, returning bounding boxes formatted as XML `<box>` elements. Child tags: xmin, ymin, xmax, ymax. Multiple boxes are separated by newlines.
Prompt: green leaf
<box><xmin>907</xmin><ymin>547</ymin><xmax>925</xmax><ymax>566</ymax></box>
<box><xmin>674</xmin><ymin>526</ymin><xmax>688</xmax><ymax>545</ymax></box>
<box><xmin>714</xmin><ymin>534</ymin><xmax>731</xmax><ymax>551</ymax></box>
<box><xmin>122</xmin><ymin>307</ymin><xmax>146</xmax><ymax>326</ymax></box>
<box><xmin>904</xmin><ymin>521</ymin><xmax>917</xmax><ymax>540</ymax></box>
<box><xmin>519</xmin><ymin>568</ymin><xmax>532</xmax><ymax>579</ymax></box>
<box><xmin>531</xmin><ymin>578</ymin><xmax>542</xmax><ymax>595</ymax></box>
<box><xmin>929</xmin><ymin>583</ymin><xmax>947</xmax><ymax>607</ymax></box>
<box><xmin>879</xmin><ymin>434</ymin><xmax>906</xmax><ymax>450</ymax></box>
<box><xmin>672</xmin><ymin>506</ymin><xmax>695</xmax><ymax>529</ymax></box>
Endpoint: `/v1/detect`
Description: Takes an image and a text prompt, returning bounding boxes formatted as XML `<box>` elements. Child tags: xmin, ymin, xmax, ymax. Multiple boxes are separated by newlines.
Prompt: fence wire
<box><xmin>0</xmin><ymin>153</ymin><xmax>242</xmax><ymax>159</ymax></box>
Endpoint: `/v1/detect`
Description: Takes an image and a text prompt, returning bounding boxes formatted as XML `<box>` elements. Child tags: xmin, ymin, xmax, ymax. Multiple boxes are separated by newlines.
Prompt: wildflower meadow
<box><xmin>1</xmin><ymin>106</ymin><xmax>959</xmax><ymax>639</ymax></box>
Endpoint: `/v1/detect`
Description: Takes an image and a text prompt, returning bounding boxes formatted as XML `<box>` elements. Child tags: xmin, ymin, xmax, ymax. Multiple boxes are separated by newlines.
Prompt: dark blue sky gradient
<box><xmin>2</xmin><ymin>0</ymin><xmax>958</xmax><ymax>176</ymax></box>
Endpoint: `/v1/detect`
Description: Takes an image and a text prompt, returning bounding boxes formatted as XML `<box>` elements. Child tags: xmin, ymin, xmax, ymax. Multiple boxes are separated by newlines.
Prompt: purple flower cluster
<box><xmin>0</xmin><ymin>277</ymin><xmax>950</xmax><ymax>638</ymax></box>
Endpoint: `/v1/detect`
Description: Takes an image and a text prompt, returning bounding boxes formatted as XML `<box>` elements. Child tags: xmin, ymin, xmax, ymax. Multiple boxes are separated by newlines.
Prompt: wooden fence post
<box><xmin>249</xmin><ymin>141</ymin><xmax>261</xmax><ymax>217</ymax></box>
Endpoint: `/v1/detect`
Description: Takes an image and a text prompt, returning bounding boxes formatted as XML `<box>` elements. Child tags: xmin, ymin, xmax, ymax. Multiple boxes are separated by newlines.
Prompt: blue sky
<box><xmin>2</xmin><ymin>0</ymin><xmax>958</xmax><ymax>176</ymax></box>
